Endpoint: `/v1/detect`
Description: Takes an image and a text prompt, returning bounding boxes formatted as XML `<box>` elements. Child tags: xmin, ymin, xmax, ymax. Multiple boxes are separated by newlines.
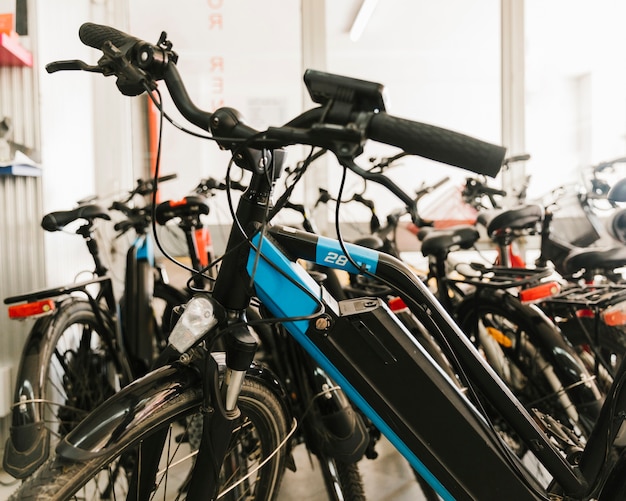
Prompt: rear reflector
<box><xmin>486</xmin><ymin>326</ymin><xmax>513</xmax><ymax>348</ymax></box>
<box><xmin>519</xmin><ymin>281</ymin><xmax>561</xmax><ymax>303</ymax></box>
<box><xmin>602</xmin><ymin>302</ymin><xmax>626</xmax><ymax>327</ymax></box>
<box><xmin>8</xmin><ymin>299</ymin><xmax>56</xmax><ymax>319</ymax></box>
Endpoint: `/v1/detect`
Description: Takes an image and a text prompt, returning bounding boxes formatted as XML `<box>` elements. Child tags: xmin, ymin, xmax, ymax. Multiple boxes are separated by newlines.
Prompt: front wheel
<box><xmin>9</xmin><ymin>370</ymin><xmax>291</xmax><ymax>500</ymax></box>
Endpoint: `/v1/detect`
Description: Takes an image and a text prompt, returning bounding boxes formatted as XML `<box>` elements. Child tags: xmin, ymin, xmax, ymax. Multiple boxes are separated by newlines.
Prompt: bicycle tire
<box><xmin>250</xmin><ymin>306</ymin><xmax>367</xmax><ymax>500</ymax></box>
<box><xmin>316</xmin><ymin>454</ymin><xmax>365</xmax><ymax>501</ymax></box>
<box><xmin>8</xmin><ymin>372</ymin><xmax>290</xmax><ymax>500</ymax></box>
<box><xmin>455</xmin><ymin>289</ymin><xmax>602</xmax><ymax>439</ymax></box>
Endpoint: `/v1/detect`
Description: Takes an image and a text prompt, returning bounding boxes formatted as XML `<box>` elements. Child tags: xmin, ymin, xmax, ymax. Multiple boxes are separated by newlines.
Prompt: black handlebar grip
<box><xmin>368</xmin><ymin>113</ymin><xmax>506</xmax><ymax>178</ymax></box>
<box><xmin>79</xmin><ymin>22</ymin><xmax>141</xmax><ymax>51</ymax></box>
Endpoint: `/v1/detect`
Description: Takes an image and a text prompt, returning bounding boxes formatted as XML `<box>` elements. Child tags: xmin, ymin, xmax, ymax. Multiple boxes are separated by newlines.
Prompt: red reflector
<box><xmin>519</xmin><ymin>281</ymin><xmax>561</xmax><ymax>303</ymax></box>
<box><xmin>388</xmin><ymin>296</ymin><xmax>408</xmax><ymax>311</ymax></box>
<box><xmin>8</xmin><ymin>299</ymin><xmax>56</xmax><ymax>319</ymax></box>
<box><xmin>576</xmin><ymin>309</ymin><xmax>595</xmax><ymax>319</ymax></box>
<box><xmin>602</xmin><ymin>302</ymin><xmax>626</xmax><ymax>327</ymax></box>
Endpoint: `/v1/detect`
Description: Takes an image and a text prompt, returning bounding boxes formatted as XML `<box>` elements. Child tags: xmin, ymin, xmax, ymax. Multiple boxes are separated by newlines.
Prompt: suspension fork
<box><xmin>129</xmin><ymin>314</ymin><xmax>259</xmax><ymax>501</ymax></box>
<box><xmin>187</xmin><ymin>314</ymin><xmax>259</xmax><ymax>500</ymax></box>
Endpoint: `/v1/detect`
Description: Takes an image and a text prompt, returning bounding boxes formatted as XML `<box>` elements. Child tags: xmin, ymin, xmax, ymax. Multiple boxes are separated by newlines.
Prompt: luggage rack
<box><xmin>541</xmin><ymin>283</ymin><xmax>626</xmax><ymax>308</ymax></box>
<box><xmin>452</xmin><ymin>263</ymin><xmax>553</xmax><ymax>289</ymax></box>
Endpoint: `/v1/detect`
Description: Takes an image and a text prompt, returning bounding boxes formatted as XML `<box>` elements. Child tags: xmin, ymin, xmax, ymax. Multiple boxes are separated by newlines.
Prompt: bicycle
<box><xmin>3</xmin><ymin>176</ymin><xmax>188</xmax><ymax>479</ymax></box>
<box><xmin>320</xmin><ymin>175</ymin><xmax>604</xmax><ymax>444</ymax></box>
<box><xmin>475</xmin><ymin>196</ymin><xmax>626</xmax><ymax>391</ymax></box>
<box><xmin>419</xmin><ymin>220</ymin><xmax>603</xmax><ymax>438</ymax></box>
<box><xmin>12</xmin><ymin>22</ymin><xmax>626</xmax><ymax>501</ymax></box>
<box><xmin>157</xmin><ymin>175</ymin><xmax>371</xmax><ymax>499</ymax></box>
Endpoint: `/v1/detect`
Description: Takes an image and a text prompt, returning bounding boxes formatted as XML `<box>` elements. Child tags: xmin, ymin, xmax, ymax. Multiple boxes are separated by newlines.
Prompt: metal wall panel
<box><xmin>0</xmin><ymin>62</ymin><xmax>40</xmax><ymax>159</ymax></box>
<box><xmin>0</xmin><ymin>43</ymin><xmax>44</xmax><ymax>458</ymax></box>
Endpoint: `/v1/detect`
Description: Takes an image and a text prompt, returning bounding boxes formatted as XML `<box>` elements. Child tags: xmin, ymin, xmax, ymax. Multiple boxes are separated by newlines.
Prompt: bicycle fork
<box><xmin>187</xmin><ymin>318</ymin><xmax>259</xmax><ymax>500</ymax></box>
<box><xmin>130</xmin><ymin>306</ymin><xmax>259</xmax><ymax>501</ymax></box>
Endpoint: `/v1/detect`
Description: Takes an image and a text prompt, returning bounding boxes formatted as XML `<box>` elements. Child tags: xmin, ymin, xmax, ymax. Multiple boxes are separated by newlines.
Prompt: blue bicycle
<box><xmin>11</xmin><ymin>23</ymin><xmax>626</xmax><ymax>501</ymax></box>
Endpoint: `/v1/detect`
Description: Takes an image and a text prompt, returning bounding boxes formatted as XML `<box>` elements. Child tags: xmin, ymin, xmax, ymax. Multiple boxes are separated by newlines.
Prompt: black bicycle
<box><xmin>3</xmin><ymin>176</ymin><xmax>188</xmax><ymax>479</ymax></box>
<box><xmin>11</xmin><ymin>22</ymin><xmax>626</xmax><ymax>501</ymax></box>
<box><xmin>157</xmin><ymin>175</ymin><xmax>370</xmax><ymax>500</ymax></box>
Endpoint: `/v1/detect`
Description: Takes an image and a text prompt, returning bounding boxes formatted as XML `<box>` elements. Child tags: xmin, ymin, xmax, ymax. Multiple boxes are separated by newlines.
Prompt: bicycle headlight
<box><xmin>169</xmin><ymin>295</ymin><xmax>218</xmax><ymax>353</ymax></box>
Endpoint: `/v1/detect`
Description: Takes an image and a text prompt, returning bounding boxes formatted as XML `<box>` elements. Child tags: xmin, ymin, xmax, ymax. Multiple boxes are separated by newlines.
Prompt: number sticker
<box><xmin>316</xmin><ymin>236</ymin><xmax>379</xmax><ymax>274</ymax></box>
<box><xmin>322</xmin><ymin>250</ymin><xmax>370</xmax><ymax>271</ymax></box>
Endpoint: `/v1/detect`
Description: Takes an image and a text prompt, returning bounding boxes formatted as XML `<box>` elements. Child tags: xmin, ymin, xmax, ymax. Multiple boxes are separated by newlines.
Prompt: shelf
<box><xmin>0</xmin><ymin>32</ymin><xmax>32</xmax><ymax>67</ymax></box>
<box><xmin>0</xmin><ymin>164</ymin><xmax>40</xmax><ymax>176</ymax></box>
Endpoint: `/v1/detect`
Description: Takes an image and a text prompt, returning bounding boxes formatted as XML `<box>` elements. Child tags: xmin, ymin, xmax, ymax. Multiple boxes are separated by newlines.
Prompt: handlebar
<box><xmin>48</xmin><ymin>22</ymin><xmax>507</xmax><ymax>205</ymax></box>
<box><xmin>109</xmin><ymin>174</ymin><xmax>177</xmax><ymax>234</ymax></box>
<box><xmin>593</xmin><ymin>156</ymin><xmax>626</xmax><ymax>173</ymax></box>
<box><xmin>193</xmin><ymin>176</ymin><xmax>247</xmax><ymax>196</ymax></box>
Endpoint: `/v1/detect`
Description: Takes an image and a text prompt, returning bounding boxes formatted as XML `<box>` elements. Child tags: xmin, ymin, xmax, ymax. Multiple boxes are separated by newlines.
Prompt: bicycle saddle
<box><xmin>41</xmin><ymin>204</ymin><xmax>111</xmax><ymax>232</ymax></box>
<box><xmin>351</xmin><ymin>235</ymin><xmax>385</xmax><ymax>251</ymax></box>
<box><xmin>478</xmin><ymin>204</ymin><xmax>543</xmax><ymax>236</ymax></box>
<box><xmin>562</xmin><ymin>245</ymin><xmax>626</xmax><ymax>276</ymax></box>
<box><xmin>420</xmin><ymin>225</ymin><xmax>479</xmax><ymax>257</ymax></box>
<box><xmin>155</xmin><ymin>196</ymin><xmax>210</xmax><ymax>225</ymax></box>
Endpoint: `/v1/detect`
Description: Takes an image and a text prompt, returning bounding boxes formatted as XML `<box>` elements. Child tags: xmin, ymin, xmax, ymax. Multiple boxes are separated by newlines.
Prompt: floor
<box><xmin>0</xmin><ymin>437</ymin><xmax>432</xmax><ymax>500</ymax></box>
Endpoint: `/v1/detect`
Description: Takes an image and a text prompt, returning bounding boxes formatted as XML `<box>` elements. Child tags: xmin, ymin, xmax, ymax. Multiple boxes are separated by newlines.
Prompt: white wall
<box><xmin>128</xmin><ymin>0</ymin><xmax>304</xmax><ymax>222</ymax></box>
<box><xmin>36</xmin><ymin>0</ymin><xmax>99</xmax><ymax>287</ymax></box>
<box><xmin>524</xmin><ymin>0</ymin><xmax>626</xmax><ymax>200</ymax></box>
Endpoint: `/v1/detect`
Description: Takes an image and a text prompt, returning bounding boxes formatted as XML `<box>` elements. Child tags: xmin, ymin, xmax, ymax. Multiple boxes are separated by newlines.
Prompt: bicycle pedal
<box><xmin>531</xmin><ymin>408</ymin><xmax>584</xmax><ymax>463</ymax></box>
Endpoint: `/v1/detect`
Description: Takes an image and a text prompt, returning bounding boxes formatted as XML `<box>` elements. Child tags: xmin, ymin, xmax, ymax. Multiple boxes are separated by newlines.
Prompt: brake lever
<box><xmin>46</xmin><ymin>60</ymin><xmax>105</xmax><ymax>74</ymax></box>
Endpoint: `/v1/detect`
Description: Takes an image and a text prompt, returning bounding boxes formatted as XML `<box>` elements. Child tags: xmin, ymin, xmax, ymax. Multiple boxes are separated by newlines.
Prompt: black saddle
<box><xmin>41</xmin><ymin>204</ymin><xmax>111</xmax><ymax>232</ymax></box>
<box><xmin>478</xmin><ymin>204</ymin><xmax>543</xmax><ymax>237</ymax></box>
<box><xmin>420</xmin><ymin>225</ymin><xmax>480</xmax><ymax>258</ymax></box>
<box><xmin>563</xmin><ymin>245</ymin><xmax>626</xmax><ymax>276</ymax></box>
<box><xmin>155</xmin><ymin>196</ymin><xmax>210</xmax><ymax>225</ymax></box>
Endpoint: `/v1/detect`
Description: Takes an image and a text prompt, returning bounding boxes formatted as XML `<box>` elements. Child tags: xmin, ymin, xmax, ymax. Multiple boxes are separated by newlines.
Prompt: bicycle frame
<box><xmin>254</xmin><ymin>225</ymin><xmax>577</xmax><ymax>500</ymax></box>
<box><xmin>121</xmin><ymin>233</ymin><xmax>156</xmax><ymax>371</ymax></box>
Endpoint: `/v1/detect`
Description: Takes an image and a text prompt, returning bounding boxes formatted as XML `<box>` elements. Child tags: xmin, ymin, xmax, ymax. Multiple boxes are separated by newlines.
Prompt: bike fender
<box><xmin>4</xmin><ymin>311</ymin><xmax>65</xmax><ymax>478</ymax></box>
<box><xmin>524</xmin><ymin>301</ymin><xmax>604</xmax><ymax>416</ymax></box>
<box><xmin>55</xmin><ymin>355</ymin><xmax>289</xmax><ymax>462</ymax></box>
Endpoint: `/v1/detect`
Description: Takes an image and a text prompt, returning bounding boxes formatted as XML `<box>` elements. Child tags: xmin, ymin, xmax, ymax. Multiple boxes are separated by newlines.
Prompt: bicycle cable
<box><xmin>143</xmin><ymin>80</ymin><xmax>552</xmax><ymax>499</ymax></box>
<box><xmin>330</xmin><ymin>161</ymin><xmax>554</xmax><ymax>500</ymax></box>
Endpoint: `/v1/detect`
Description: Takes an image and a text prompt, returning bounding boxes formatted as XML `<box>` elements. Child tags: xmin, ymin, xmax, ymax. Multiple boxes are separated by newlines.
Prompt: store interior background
<box><xmin>1</xmin><ymin>0</ymin><xmax>626</xmax><ymax>461</ymax></box>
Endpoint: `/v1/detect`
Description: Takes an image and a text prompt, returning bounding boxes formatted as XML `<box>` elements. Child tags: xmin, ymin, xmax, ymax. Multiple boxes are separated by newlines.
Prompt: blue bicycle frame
<box><xmin>249</xmin><ymin>224</ymin><xmax>597</xmax><ymax>500</ymax></box>
<box><xmin>121</xmin><ymin>233</ymin><xmax>156</xmax><ymax>370</ymax></box>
